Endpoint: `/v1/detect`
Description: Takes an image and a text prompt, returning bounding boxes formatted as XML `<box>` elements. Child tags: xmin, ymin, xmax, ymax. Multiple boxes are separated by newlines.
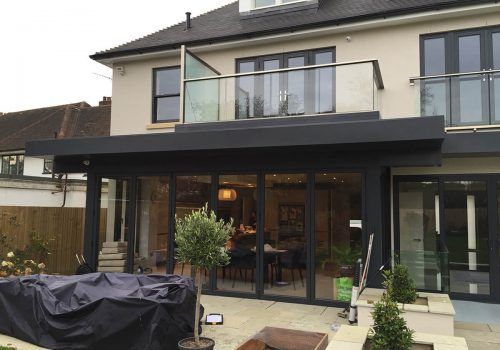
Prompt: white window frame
<box><xmin>254</xmin><ymin>0</ymin><xmax>306</xmax><ymax>10</ymax></box>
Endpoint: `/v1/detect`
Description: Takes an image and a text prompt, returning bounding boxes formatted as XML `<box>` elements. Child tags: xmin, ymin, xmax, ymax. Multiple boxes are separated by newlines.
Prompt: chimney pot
<box><xmin>185</xmin><ymin>12</ymin><xmax>191</xmax><ymax>30</ymax></box>
<box><xmin>99</xmin><ymin>97</ymin><xmax>111</xmax><ymax>106</ymax></box>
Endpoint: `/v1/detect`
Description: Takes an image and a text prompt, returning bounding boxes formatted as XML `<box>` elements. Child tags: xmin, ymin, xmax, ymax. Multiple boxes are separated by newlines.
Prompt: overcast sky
<box><xmin>0</xmin><ymin>0</ymin><xmax>234</xmax><ymax>113</ymax></box>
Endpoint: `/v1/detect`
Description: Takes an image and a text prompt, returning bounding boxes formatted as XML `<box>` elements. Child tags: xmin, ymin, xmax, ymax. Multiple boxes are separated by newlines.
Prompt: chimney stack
<box><xmin>99</xmin><ymin>96</ymin><xmax>112</xmax><ymax>106</ymax></box>
<box><xmin>185</xmin><ymin>12</ymin><xmax>191</xmax><ymax>30</ymax></box>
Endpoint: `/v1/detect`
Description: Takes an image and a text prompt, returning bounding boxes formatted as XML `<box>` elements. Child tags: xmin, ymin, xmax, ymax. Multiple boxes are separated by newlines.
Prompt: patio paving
<box><xmin>0</xmin><ymin>295</ymin><xmax>499</xmax><ymax>349</ymax></box>
<box><xmin>201</xmin><ymin>295</ymin><xmax>500</xmax><ymax>350</ymax></box>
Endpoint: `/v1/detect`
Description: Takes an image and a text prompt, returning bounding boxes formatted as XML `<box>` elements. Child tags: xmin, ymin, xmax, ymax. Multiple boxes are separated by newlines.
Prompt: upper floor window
<box><xmin>254</xmin><ymin>0</ymin><xmax>306</xmax><ymax>9</ymax></box>
<box><xmin>235</xmin><ymin>48</ymin><xmax>335</xmax><ymax>119</ymax></box>
<box><xmin>153</xmin><ymin>66</ymin><xmax>180</xmax><ymax>123</ymax></box>
<box><xmin>43</xmin><ymin>158</ymin><xmax>53</xmax><ymax>174</ymax></box>
<box><xmin>1</xmin><ymin>154</ymin><xmax>24</xmax><ymax>175</ymax></box>
<box><xmin>420</xmin><ymin>26</ymin><xmax>500</xmax><ymax>127</ymax></box>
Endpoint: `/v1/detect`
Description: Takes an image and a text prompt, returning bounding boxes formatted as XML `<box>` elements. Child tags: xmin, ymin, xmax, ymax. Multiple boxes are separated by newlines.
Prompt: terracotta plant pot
<box><xmin>178</xmin><ymin>337</ymin><xmax>215</xmax><ymax>350</ymax></box>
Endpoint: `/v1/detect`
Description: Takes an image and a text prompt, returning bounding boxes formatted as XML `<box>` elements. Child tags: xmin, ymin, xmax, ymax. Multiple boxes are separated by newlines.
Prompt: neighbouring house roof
<box><xmin>0</xmin><ymin>102</ymin><xmax>111</xmax><ymax>152</ymax></box>
<box><xmin>91</xmin><ymin>0</ymin><xmax>496</xmax><ymax>60</ymax></box>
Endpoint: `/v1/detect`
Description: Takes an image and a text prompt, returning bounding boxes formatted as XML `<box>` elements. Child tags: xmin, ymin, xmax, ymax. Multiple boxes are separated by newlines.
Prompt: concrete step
<box><xmin>102</xmin><ymin>241</ymin><xmax>127</xmax><ymax>248</ymax></box>
<box><xmin>98</xmin><ymin>253</ymin><xmax>127</xmax><ymax>260</ymax></box>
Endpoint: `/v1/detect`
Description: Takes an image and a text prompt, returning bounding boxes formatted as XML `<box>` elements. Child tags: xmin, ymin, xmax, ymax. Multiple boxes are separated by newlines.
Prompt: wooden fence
<box><xmin>0</xmin><ymin>206</ymin><xmax>86</xmax><ymax>275</ymax></box>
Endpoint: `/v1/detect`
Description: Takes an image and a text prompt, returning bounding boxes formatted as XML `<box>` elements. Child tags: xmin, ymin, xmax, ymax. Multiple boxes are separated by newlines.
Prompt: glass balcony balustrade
<box><xmin>411</xmin><ymin>70</ymin><xmax>500</xmax><ymax>127</ymax></box>
<box><xmin>182</xmin><ymin>49</ymin><xmax>384</xmax><ymax>123</ymax></box>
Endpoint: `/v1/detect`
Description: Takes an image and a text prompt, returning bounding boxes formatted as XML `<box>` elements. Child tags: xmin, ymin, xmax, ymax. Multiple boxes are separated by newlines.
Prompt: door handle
<box><xmin>279</xmin><ymin>90</ymin><xmax>282</xmax><ymax>102</ymax></box>
<box><xmin>413</xmin><ymin>238</ymin><xmax>422</xmax><ymax>242</ymax></box>
<box><xmin>283</xmin><ymin>90</ymin><xmax>288</xmax><ymax>102</ymax></box>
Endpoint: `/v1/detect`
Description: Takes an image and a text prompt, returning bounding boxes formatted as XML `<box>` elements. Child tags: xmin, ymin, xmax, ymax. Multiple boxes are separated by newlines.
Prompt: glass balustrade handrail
<box><xmin>184</xmin><ymin>59</ymin><xmax>384</xmax><ymax>89</ymax></box>
<box><xmin>410</xmin><ymin>68</ymin><xmax>500</xmax><ymax>83</ymax></box>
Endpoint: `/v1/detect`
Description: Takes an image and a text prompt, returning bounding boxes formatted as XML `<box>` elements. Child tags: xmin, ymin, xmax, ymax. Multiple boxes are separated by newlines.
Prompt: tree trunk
<box><xmin>194</xmin><ymin>266</ymin><xmax>202</xmax><ymax>346</ymax></box>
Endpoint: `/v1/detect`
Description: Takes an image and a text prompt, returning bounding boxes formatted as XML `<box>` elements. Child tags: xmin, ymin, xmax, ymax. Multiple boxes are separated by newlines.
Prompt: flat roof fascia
<box><xmin>26</xmin><ymin>116</ymin><xmax>445</xmax><ymax>159</ymax></box>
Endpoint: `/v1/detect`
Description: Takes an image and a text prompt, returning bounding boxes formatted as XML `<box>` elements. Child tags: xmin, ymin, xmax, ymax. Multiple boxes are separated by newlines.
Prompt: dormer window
<box><xmin>255</xmin><ymin>0</ymin><xmax>303</xmax><ymax>8</ymax></box>
<box><xmin>239</xmin><ymin>0</ymin><xmax>317</xmax><ymax>14</ymax></box>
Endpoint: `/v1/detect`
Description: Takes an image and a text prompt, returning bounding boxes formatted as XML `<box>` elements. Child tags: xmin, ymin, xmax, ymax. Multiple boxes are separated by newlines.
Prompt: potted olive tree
<box><xmin>176</xmin><ymin>204</ymin><xmax>233</xmax><ymax>350</ymax></box>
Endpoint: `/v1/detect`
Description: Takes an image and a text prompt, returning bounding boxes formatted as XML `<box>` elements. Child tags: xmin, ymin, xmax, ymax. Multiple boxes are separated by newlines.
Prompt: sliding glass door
<box><xmin>263</xmin><ymin>173</ymin><xmax>308</xmax><ymax>298</ymax></box>
<box><xmin>314</xmin><ymin>173</ymin><xmax>362</xmax><ymax>301</ymax></box>
<box><xmin>94</xmin><ymin>170</ymin><xmax>367</xmax><ymax>305</ymax></box>
<box><xmin>216</xmin><ymin>174</ymin><xmax>258</xmax><ymax>294</ymax></box>
<box><xmin>444</xmin><ymin>181</ymin><xmax>490</xmax><ymax>296</ymax></box>
<box><xmin>397</xmin><ymin>181</ymin><xmax>444</xmax><ymax>292</ymax></box>
<box><xmin>395</xmin><ymin>176</ymin><xmax>500</xmax><ymax>301</ymax></box>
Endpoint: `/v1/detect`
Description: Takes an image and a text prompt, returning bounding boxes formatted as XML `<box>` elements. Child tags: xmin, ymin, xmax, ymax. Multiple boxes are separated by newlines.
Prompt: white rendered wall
<box><xmin>0</xmin><ymin>178</ymin><xmax>87</xmax><ymax>208</ymax></box>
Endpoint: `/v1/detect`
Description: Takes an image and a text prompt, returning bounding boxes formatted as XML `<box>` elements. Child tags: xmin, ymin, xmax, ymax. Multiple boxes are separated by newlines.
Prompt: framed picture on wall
<box><xmin>278</xmin><ymin>204</ymin><xmax>305</xmax><ymax>240</ymax></box>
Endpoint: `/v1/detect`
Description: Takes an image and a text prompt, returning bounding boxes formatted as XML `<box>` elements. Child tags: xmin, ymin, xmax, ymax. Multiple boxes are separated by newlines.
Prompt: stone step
<box><xmin>98</xmin><ymin>253</ymin><xmax>127</xmax><ymax>260</ymax></box>
<box><xmin>102</xmin><ymin>247</ymin><xmax>127</xmax><ymax>254</ymax></box>
<box><xmin>102</xmin><ymin>241</ymin><xmax>127</xmax><ymax>248</ymax></box>
<box><xmin>98</xmin><ymin>260</ymin><xmax>126</xmax><ymax>267</ymax></box>
<box><xmin>98</xmin><ymin>266</ymin><xmax>126</xmax><ymax>273</ymax></box>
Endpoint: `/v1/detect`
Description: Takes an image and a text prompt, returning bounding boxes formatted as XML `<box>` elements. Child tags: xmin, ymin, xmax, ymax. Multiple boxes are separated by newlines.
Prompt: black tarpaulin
<box><xmin>0</xmin><ymin>273</ymin><xmax>201</xmax><ymax>350</ymax></box>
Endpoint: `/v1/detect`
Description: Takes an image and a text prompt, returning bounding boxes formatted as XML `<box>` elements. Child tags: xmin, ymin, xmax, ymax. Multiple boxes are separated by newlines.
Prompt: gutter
<box><xmin>90</xmin><ymin>0</ymin><xmax>497</xmax><ymax>61</ymax></box>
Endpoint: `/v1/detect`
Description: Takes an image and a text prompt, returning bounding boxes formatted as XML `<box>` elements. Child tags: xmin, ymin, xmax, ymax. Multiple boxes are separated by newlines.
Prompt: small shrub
<box><xmin>0</xmin><ymin>233</ymin><xmax>51</xmax><ymax>277</ymax></box>
<box><xmin>370</xmin><ymin>293</ymin><xmax>414</xmax><ymax>350</ymax></box>
<box><xmin>383</xmin><ymin>263</ymin><xmax>418</xmax><ymax>304</ymax></box>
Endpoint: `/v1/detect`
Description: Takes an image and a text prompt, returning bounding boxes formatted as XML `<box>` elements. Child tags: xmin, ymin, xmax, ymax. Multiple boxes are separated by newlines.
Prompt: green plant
<box><xmin>0</xmin><ymin>233</ymin><xmax>51</xmax><ymax>277</ymax></box>
<box><xmin>369</xmin><ymin>293</ymin><xmax>414</xmax><ymax>350</ymax></box>
<box><xmin>175</xmin><ymin>204</ymin><xmax>233</xmax><ymax>347</ymax></box>
<box><xmin>331</xmin><ymin>244</ymin><xmax>361</xmax><ymax>265</ymax></box>
<box><xmin>383</xmin><ymin>263</ymin><xmax>418</xmax><ymax>304</ymax></box>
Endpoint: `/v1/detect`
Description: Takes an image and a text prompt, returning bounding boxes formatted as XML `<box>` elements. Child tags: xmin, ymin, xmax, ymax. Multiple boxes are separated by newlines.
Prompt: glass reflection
<box><xmin>264</xmin><ymin>173</ymin><xmax>307</xmax><ymax>298</ymax></box>
<box><xmin>134</xmin><ymin>177</ymin><xmax>170</xmax><ymax>275</ymax></box>
<box><xmin>315</xmin><ymin>173</ymin><xmax>362</xmax><ymax>301</ymax></box>
<box><xmin>174</xmin><ymin>175</ymin><xmax>212</xmax><ymax>287</ymax></box>
<box><xmin>216</xmin><ymin>175</ymin><xmax>258</xmax><ymax>293</ymax></box>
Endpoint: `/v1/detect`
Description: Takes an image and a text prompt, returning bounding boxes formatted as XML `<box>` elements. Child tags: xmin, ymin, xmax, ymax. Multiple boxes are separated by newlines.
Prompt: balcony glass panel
<box><xmin>419</xmin><ymin>78</ymin><xmax>449</xmax><ymax>123</ymax></box>
<box><xmin>414</xmin><ymin>71</ymin><xmax>498</xmax><ymax>127</ymax></box>
<box><xmin>493</xmin><ymin>73</ymin><xmax>500</xmax><ymax>123</ymax></box>
<box><xmin>183</xmin><ymin>60</ymin><xmax>382</xmax><ymax>123</ymax></box>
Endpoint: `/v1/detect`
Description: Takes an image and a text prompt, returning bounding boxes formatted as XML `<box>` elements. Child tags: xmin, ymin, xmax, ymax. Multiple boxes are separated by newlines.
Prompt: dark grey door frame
<box><xmin>394</xmin><ymin>174</ymin><xmax>500</xmax><ymax>303</ymax></box>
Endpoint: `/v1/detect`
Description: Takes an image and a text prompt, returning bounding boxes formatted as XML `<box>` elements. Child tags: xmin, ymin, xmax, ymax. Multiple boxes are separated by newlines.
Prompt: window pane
<box><xmin>1</xmin><ymin>156</ymin><xmax>8</xmax><ymax>174</ymax></box>
<box><xmin>424</xmin><ymin>38</ymin><xmax>446</xmax><ymax>75</ymax></box>
<box><xmin>493</xmin><ymin>32</ymin><xmax>500</xmax><ymax>70</ymax></box>
<box><xmin>216</xmin><ymin>175</ymin><xmax>258</xmax><ymax>293</ymax></box>
<box><xmin>263</xmin><ymin>59</ymin><xmax>281</xmax><ymax>117</ymax></box>
<box><xmin>174</xmin><ymin>175</ymin><xmax>212</xmax><ymax>288</ymax></box>
<box><xmin>17</xmin><ymin>155</ymin><xmax>24</xmax><ymax>175</ymax></box>
<box><xmin>255</xmin><ymin>0</ymin><xmax>275</xmax><ymax>7</ymax></box>
<box><xmin>237</xmin><ymin>61</ymin><xmax>256</xmax><ymax>119</ymax></box>
<box><xmin>286</xmin><ymin>56</ymin><xmax>305</xmax><ymax>115</ymax></box>
<box><xmin>398</xmin><ymin>181</ymin><xmax>446</xmax><ymax>292</ymax></box>
<box><xmin>135</xmin><ymin>177</ymin><xmax>170</xmax><ymax>275</ymax></box>
<box><xmin>155</xmin><ymin>68</ymin><xmax>180</xmax><ymax>95</ymax></box>
<box><xmin>315</xmin><ymin>51</ymin><xmax>333</xmax><ymax>65</ymax></box>
<box><xmin>444</xmin><ymin>181</ymin><xmax>489</xmax><ymax>296</ymax></box>
<box><xmin>9</xmin><ymin>155</ymin><xmax>17</xmax><ymax>175</ymax></box>
<box><xmin>156</xmin><ymin>96</ymin><xmax>180</xmax><ymax>121</ymax></box>
<box><xmin>315</xmin><ymin>173</ymin><xmax>362</xmax><ymax>301</ymax></box>
<box><xmin>97</xmin><ymin>178</ymin><xmax>131</xmax><ymax>273</ymax></box>
<box><xmin>264</xmin><ymin>173</ymin><xmax>307</xmax><ymax>298</ymax></box>
<box><xmin>458</xmin><ymin>35</ymin><xmax>481</xmax><ymax>73</ymax></box>
<box><xmin>43</xmin><ymin>159</ymin><xmax>53</xmax><ymax>174</ymax></box>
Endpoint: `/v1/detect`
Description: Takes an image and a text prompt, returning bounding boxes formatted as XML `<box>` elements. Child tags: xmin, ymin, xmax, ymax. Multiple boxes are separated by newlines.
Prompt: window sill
<box><xmin>146</xmin><ymin>122</ymin><xmax>179</xmax><ymax>130</ymax></box>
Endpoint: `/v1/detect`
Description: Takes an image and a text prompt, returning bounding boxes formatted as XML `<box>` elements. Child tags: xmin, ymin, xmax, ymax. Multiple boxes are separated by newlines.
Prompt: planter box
<box><xmin>236</xmin><ymin>327</ymin><xmax>328</xmax><ymax>350</ymax></box>
<box><xmin>327</xmin><ymin>325</ymin><xmax>468</xmax><ymax>350</ymax></box>
<box><xmin>356</xmin><ymin>288</ymin><xmax>455</xmax><ymax>336</ymax></box>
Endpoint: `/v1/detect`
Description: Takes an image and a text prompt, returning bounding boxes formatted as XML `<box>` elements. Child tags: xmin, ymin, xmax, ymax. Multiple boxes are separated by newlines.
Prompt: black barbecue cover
<box><xmin>0</xmin><ymin>273</ymin><xmax>202</xmax><ymax>350</ymax></box>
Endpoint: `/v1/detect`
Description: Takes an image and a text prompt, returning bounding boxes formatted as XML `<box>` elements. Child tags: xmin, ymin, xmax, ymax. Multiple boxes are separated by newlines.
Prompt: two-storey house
<box><xmin>27</xmin><ymin>0</ymin><xmax>500</xmax><ymax>306</ymax></box>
